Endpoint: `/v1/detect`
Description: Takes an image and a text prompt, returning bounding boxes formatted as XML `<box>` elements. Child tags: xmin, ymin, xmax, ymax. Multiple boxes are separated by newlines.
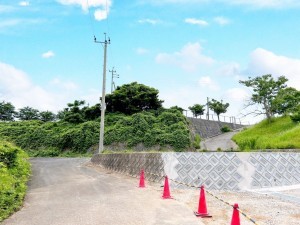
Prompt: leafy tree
<box><xmin>56</xmin><ymin>110</ymin><xmax>66</xmax><ymax>121</ymax></box>
<box><xmin>83</xmin><ymin>103</ymin><xmax>101</xmax><ymax>121</ymax></box>
<box><xmin>290</xmin><ymin>105</ymin><xmax>300</xmax><ymax>123</ymax></box>
<box><xmin>271</xmin><ymin>87</ymin><xmax>300</xmax><ymax>115</ymax></box>
<box><xmin>16</xmin><ymin>107</ymin><xmax>39</xmax><ymax>120</ymax></box>
<box><xmin>170</xmin><ymin>106</ymin><xmax>184</xmax><ymax>114</ymax></box>
<box><xmin>105</xmin><ymin>82</ymin><xmax>163</xmax><ymax>115</ymax></box>
<box><xmin>188</xmin><ymin>104</ymin><xmax>205</xmax><ymax>118</ymax></box>
<box><xmin>0</xmin><ymin>101</ymin><xmax>15</xmax><ymax>121</ymax></box>
<box><xmin>63</xmin><ymin>100</ymin><xmax>85</xmax><ymax>124</ymax></box>
<box><xmin>39</xmin><ymin>111</ymin><xmax>56</xmax><ymax>122</ymax></box>
<box><xmin>239</xmin><ymin>74</ymin><xmax>288</xmax><ymax>122</ymax></box>
<box><xmin>208</xmin><ymin>99</ymin><xmax>229</xmax><ymax>121</ymax></box>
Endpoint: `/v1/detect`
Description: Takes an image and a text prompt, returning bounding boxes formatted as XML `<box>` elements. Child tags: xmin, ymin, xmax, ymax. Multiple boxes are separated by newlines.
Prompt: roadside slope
<box><xmin>233</xmin><ymin>116</ymin><xmax>300</xmax><ymax>150</ymax></box>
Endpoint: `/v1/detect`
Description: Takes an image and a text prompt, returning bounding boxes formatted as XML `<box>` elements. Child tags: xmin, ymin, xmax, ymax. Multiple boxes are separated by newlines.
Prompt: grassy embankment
<box><xmin>0</xmin><ymin>140</ymin><xmax>31</xmax><ymax>222</ymax></box>
<box><xmin>232</xmin><ymin>116</ymin><xmax>300</xmax><ymax>150</ymax></box>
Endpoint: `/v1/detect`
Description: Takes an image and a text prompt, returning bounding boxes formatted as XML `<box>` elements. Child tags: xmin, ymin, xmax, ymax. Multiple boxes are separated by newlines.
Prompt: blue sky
<box><xmin>1</xmin><ymin>0</ymin><xmax>300</xmax><ymax>123</ymax></box>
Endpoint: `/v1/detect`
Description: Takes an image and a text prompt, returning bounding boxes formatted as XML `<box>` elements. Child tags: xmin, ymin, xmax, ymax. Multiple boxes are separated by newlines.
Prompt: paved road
<box><xmin>201</xmin><ymin>131</ymin><xmax>239</xmax><ymax>151</ymax></box>
<box><xmin>2</xmin><ymin>158</ymin><xmax>204</xmax><ymax>225</ymax></box>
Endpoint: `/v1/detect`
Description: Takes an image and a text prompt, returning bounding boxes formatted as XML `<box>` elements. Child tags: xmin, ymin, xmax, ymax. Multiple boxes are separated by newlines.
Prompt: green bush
<box><xmin>193</xmin><ymin>134</ymin><xmax>201</xmax><ymax>149</ymax></box>
<box><xmin>0</xmin><ymin>141</ymin><xmax>30</xmax><ymax>222</ymax></box>
<box><xmin>291</xmin><ymin>112</ymin><xmax>300</xmax><ymax>123</ymax></box>
<box><xmin>221</xmin><ymin>125</ymin><xmax>231</xmax><ymax>133</ymax></box>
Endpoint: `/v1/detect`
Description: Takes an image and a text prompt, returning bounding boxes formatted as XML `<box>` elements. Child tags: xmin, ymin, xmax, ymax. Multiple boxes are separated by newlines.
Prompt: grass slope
<box><xmin>0</xmin><ymin>141</ymin><xmax>31</xmax><ymax>222</ymax></box>
<box><xmin>232</xmin><ymin>116</ymin><xmax>300</xmax><ymax>150</ymax></box>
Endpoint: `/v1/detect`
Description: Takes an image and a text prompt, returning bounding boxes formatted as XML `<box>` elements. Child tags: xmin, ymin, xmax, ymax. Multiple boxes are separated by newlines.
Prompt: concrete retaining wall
<box><xmin>92</xmin><ymin>152</ymin><xmax>300</xmax><ymax>190</ymax></box>
<box><xmin>187</xmin><ymin>118</ymin><xmax>245</xmax><ymax>138</ymax></box>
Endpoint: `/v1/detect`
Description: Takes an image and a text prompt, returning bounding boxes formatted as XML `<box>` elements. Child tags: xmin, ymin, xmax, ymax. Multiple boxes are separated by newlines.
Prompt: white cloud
<box><xmin>0</xmin><ymin>62</ymin><xmax>59</xmax><ymax>111</ymax></box>
<box><xmin>136</xmin><ymin>48</ymin><xmax>149</xmax><ymax>55</ymax></box>
<box><xmin>57</xmin><ymin>0</ymin><xmax>112</xmax><ymax>20</ymax></box>
<box><xmin>42</xmin><ymin>50</ymin><xmax>55</xmax><ymax>58</ymax></box>
<box><xmin>185</xmin><ymin>18</ymin><xmax>208</xmax><ymax>26</ymax></box>
<box><xmin>0</xmin><ymin>62</ymin><xmax>88</xmax><ymax>112</ymax></box>
<box><xmin>214</xmin><ymin>16</ymin><xmax>230</xmax><ymax>25</ymax></box>
<box><xmin>156</xmin><ymin>42</ymin><xmax>214</xmax><ymax>72</ymax></box>
<box><xmin>50</xmin><ymin>78</ymin><xmax>78</xmax><ymax>91</ymax></box>
<box><xmin>138</xmin><ymin>19</ymin><xmax>161</xmax><ymax>25</ymax></box>
<box><xmin>160</xmin><ymin>86</ymin><xmax>207</xmax><ymax>112</ymax></box>
<box><xmin>224</xmin><ymin>88</ymin><xmax>249</xmax><ymax>102</ymax></box>
<box><xmin>19</xmin><ymin>1</ymin><xmax>30</xmax><ymax>6</ymax></box>
<box><xmin>198</xmin><ymin>76</ymin><xmax>220</xmax><ymax>91</ymax></box>
<box><xmin>94</xmin><ymin>8</ymin><xmax>108</xmax><ymax>21</ymax></box>
<box><xmin>217</xmin><ymin>62</ymin><xmax>240</xmax><ymax>76</ymax></box>
<box><xmin>245</xmin><ymin>48</ymin><xmax>300</xmax><ymax>89</ymax></box>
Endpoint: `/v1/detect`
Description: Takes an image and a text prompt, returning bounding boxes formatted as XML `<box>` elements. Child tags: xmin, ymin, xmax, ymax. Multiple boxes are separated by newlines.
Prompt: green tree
<box><xmin>16</xmin><ymin>106</ymin><xmax>39</xmax><ymax>120</ymax></box>
<box><xmin>208</xmin><ymin>99</ymin><xmax>229</xmax><ymax>121</ymax></box>
<box><xmin>63</xmin><ymin>100</ymin><xmax>86</xmax><ymax>124</ymax></box>
<box><xmin>0</xmin><ymin>101</ymin><xmax>15</xmax><ymax>121</ymax></box>
<box><xmin>188</xmin><ymin>104</ymin><xmax>205</xmax><ymax>118</ymax></box>
<box><xmin>83</xmin><ymin>103</ymin><xmax>101</xmax><ymax>121</ymax></box>
<box><xmin>39</xmin><ymin>111</ymin><xmax>56</xmax><ymax>122</ymax></box>
<box><xmin>170</xmin><ymin>106</ymin><xmax>184</xmax><ymax>114</ymax></box>
<box><xmin>239</xmin><ymin>74</ymin><xmax>288</xmax><ymax>122</ymax></box>
<box><xmin>271</xmin><ymin>87</ymin><xmax>300</xmax><ymax>115</ymax></box>
<box><xmin>105</xmin><ymin>82</ymin><xmax>163</xmax><ymax>115</ymax></box>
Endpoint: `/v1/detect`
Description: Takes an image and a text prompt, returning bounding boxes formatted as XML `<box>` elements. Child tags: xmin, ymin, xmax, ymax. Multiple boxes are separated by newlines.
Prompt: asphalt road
<box><xmin>201</xmin><ymin>131</ymin><xmax>239</xmax><ymax>151</ymax></box>
<box><xmin>2</xmin><ymin>158</ymin><xmax>204</xmax><ymax>225</ymax></box>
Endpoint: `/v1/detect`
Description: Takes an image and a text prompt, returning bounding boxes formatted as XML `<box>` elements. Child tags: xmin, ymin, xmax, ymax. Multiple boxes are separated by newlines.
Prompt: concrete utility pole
<box><xmin>94</xmin><ymin>33</ymin><xmax>110</xmax><ymax>153</ymax></box>
<box><xmin>206</xmin><ymin>97</ymin><xmax>210</xmax><ymax>120</ymax></box>
<box><xmin>109</xmin><ymin>67</ymin><xmax>119</xmax><ymax>93</ymax></box>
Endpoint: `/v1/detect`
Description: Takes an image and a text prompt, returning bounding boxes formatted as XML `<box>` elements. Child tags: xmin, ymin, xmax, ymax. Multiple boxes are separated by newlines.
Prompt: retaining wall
<box><xmin>187</xmin><ymin>118</ymin><xmax>245</xmax><ymax>138</ymax></box>
<box><xmin>92</xmin><ymin>152</ymin><xmax>300</xmax><ymax>190</ymax></box>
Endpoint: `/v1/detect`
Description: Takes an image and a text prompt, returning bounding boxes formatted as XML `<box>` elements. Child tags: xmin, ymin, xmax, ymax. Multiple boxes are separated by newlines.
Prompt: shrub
<box><xmin>221</xmin><ymin>125</ymin><xmax>231</xmax><ymax>133</ymax></box>
<box><xmin>0</xmin><ymin>141</ymin><xmax>30</xmax><ymax>222</ymax></box>
<box><xmin>291</xmin><ymin>112</ymin><xmax>300</xmax><ymax>123</ymax></box>
<box><xmin>193</xmin><ymin>134</ymin><xmax>201</xmax><ymax>149</ymax></box>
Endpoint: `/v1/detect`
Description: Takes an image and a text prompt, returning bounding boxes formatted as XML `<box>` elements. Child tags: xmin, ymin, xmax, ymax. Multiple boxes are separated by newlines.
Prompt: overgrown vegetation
<box><xmin>0</xmin><ymin>140</ymin><xmax>30</xmax><ymax>222</ymax></box>
<box><xmin>232</xmin><ymin>116</ymin><xmax>300</xmax><ymax>150</ymax></box>
<box><xmin>0</xmin><ymin>109</ymin><xmax>191</xmax><ymax>155</ymax></box>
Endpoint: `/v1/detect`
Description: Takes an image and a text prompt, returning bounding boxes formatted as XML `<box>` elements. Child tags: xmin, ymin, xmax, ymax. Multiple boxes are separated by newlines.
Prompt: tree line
<box><xmin>1</xmin><ymin>76</ymin><xmax>299</xmax><ymax>124</ymax></box>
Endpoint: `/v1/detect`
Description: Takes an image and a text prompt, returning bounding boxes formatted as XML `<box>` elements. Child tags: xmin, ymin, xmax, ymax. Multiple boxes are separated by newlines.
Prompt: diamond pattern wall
<box><xmin>92</xmin><ymin>152</ymin><xmax>300</xmax><ymax>190</ymax></box>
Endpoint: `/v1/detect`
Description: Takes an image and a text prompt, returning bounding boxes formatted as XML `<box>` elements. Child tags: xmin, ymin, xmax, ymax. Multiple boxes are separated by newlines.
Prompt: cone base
<box><xmin>194</xmin><ymin>212</ymin><xmax>212</xmax><ymax>218</ymax></box>
<box><xmin>139</xmin><ymin>186</ymin><xmax>145</xmax><ymax>188</ymax></box>
<box><xmin>162</xmin><ymin>196</ymin><xmax>173</xmax><ymax>199</ymax></box>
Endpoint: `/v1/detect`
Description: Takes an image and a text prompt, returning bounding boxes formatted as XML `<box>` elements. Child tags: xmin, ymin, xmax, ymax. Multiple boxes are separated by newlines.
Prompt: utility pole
<box><xmin>206</xmin><ymin>97</ymin><xmax>210</xmax><ymax>120</ymax></box>
<box><xmin>109</xmin><ymin>67</ymin><xmax>119</xmax><ymax>93</ymax></box>
<box><xmin>94</xmin><ymin>33</ymin><xmax>110</xmax><ymax>153</ymax></box>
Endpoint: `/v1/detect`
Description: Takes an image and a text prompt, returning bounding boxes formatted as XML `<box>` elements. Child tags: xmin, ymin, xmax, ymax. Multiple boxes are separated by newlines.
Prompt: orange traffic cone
<box><xmin>162</xmin><ymin>176</ymin><xmax>172</xmax><ymax>199</ymax></box>
<box><xmin>139</xmin><ymin>169</ymin><xmax>145</xmax><ymax>188</ymax></box>
<box><xmin>194</xmin><ymin>185</ymin><xmax>212</xmax><ymax>217</ymax></box>
<box><xmin>231</xmin><ymin>203</ymin><xmax>240</xmax><ymax>225</ymax></box>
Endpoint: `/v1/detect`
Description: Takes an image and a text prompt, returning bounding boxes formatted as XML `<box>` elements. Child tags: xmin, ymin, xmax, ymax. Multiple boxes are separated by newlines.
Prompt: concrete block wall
<box><xmin>188</xmin><ymin>118</ymin><xmax>245</xmax><ymax>138</ymax></box>
<box><xmin>92</xmin><ymin>152</ymin><xmax>300</xmax><ymax>190</ymax></box>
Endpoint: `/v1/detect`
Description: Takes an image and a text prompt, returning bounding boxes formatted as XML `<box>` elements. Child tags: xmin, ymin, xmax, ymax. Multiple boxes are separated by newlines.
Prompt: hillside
<box><xmin>0</xmin><ymin>110</ymin><xmax>191</xmax><ymax>156</ymax></box>
<box><xmin>232</xmin><ymin>116</ymin><xmax>300</xmax><ymax>150</ymax></box>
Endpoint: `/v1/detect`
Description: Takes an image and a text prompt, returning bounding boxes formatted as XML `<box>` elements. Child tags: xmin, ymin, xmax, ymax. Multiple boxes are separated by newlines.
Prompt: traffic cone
<box><xmin>162</xmin><ymin>176</ymin><xmax>172</xmax><ymax>199</ymax></box>
<box><xmin>230</xmin><ymin>203</ymin><xmax>240</xmax><ymax>225</ymax></box>
<box><xmin>194</xmin><ymin>185</ymin><xmax>212</xmax><ymax>217</ymax></box>
<box><xmin>139</xmin><ymin>169</ymin><xmax>145</xmax><ymax>188</ymax></box>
